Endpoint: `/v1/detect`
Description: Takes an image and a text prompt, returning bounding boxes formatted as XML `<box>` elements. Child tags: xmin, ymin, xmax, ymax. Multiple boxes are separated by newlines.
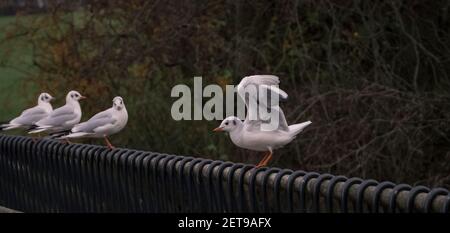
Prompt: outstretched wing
<box><xmin>236</xmin><ymin>75</ymin><xmax>289</xmax><ymax>131</ymax></box>
<box><xmin>237</xmin><ymin>75</ymin><xmax>288</xmax><ymax>107</ymax></box>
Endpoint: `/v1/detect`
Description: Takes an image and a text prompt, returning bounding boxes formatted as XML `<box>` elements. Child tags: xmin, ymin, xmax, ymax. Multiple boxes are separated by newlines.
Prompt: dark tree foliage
<box><xmin>2</xmin><ymin>0</ymin><xmax>450</xmax><ymax>187</ymax></box>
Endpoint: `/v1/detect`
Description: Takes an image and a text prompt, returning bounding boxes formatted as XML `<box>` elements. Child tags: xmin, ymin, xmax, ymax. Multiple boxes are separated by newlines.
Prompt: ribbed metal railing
<box><xmin>0</xmin><ymin>134</ymin><xmax>449</xmax><ymax>213</ymax></box>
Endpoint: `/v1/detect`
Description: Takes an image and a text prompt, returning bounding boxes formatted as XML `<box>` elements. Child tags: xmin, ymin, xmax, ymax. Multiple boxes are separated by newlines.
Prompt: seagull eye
<box><xmin>225</xmin><ymin>122</ymin><xmax>229</xmax><ymax>126</ymax></box>
<box><xmin>233</xmin><ymin>120</ymin><xmax>236</xmax><ymax>125</ymax></box>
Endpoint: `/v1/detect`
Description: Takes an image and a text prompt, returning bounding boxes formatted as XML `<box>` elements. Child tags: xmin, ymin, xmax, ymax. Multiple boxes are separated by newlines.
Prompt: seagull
<box><xmin>0</xmin><ymin>93</ymin><xmax>55</xmax><ymax>131</ymax></box>
<box><xmin>59</xmin><ymin>96</ymin><xmax>128</xmax><ymax>149</ymax></box>
<box><xmin>28</xmin><ymin>90</ymin><xmax>86</xmax><ymax>136</ymax></box>
<box><xmin>213</xmin><ymin>75</ymin><xmax>312</xmax><ymax>168</ymax></box>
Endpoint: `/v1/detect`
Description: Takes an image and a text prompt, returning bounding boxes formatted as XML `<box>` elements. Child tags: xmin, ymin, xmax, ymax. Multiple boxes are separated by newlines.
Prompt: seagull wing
<box><xmin>87</xmin><ymin>108</ymin><xmax>113</xmax><ymax>121</ymax></box>
<box><xmin>73</xmin><ymin>115</ymin><xmax>116</xmax><ymax>133</ymax></box>
<box><xmin>10</xmin><ymin>106</ymin><xmax>48</xmax><ymax>125</ymax></box>
<box><xmin>48</xmin><ymin>104</ymin><xmax>74</xmax><ymax>118</ymax></box>
<box><xmin>38</xmin><ymin>114</ymin><xmax>77</xmax><ymax>127</ymax></box>
<box><xmin>237</xmin><ymin>75</ymin><xmax>289</xmax><ymax>131</ymax></box>
<box><xmin>237</xmin><ymin>75</ymin><xmax>288</xmax><ymax>108</ymax></box>
<box><xmin>21</xmin><ymin>105</ymin><xmax>47</xmax><ymax>117</ymax></box>
<box><xmin>36</xmin><ymin>105</ymin><xmax>75</xmax><ymax>126</ymax></box>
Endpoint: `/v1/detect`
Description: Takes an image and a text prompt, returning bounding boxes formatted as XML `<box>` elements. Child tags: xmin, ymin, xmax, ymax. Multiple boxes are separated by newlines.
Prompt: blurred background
<box><xmin>0</xmin><ymin>0</ymin><xmax>449</xmax><ymax>188</ymax></box>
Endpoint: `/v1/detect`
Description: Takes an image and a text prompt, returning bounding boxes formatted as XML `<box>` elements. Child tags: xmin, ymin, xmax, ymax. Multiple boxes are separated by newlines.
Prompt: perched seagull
<box><xmin>0</xmin><ymin>93</ymin><xmax>55</xmax><ymax>131</ymax></box>
<box><xmin>59</xmin><ymin>96</ymin><xmax>128</xmax><ymax>149</ymax></box>
<box><xmin>213</xmin><ymin>75</ymin><xmax>312</xmax><ymax>168</ymax></box>
<box><xmin>28</xmin><ymin>90</ymin><xmax>86</xmax><ymax>135</ymax></box>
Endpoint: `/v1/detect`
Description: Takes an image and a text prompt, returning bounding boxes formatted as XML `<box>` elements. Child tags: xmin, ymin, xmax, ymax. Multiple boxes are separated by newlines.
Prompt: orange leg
<box><xmin>256</xmin><ymin>151</ymin><xmax>273</xmax><ymax>168</ymax></box>
<box><xmin>256</xmin><ymin>151</ymin><xmax>270</xmax><ymax>168</ymax></box>
<box><xmin>262</xmin><ymin>151</ymin><xmax>273</xmax><ymax>167</ymax></box>
<box><xmin>104</xmin><ymin>136</ymin><xmax>115</xmax><ymax>149</ymax></box>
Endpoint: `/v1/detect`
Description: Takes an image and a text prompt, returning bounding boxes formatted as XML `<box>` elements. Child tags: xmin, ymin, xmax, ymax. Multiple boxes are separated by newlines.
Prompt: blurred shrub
<box><xmin>2</xmin><ymin>0</ymin><xmax>450</xmax><ymax>187</ymax></box>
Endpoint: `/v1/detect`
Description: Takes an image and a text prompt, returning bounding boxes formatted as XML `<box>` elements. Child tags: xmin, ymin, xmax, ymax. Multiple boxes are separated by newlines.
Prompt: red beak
<box><xmin>213</xmin><ymin>127</ymin><xmax>224</xmax><ymax>132</ymax></box>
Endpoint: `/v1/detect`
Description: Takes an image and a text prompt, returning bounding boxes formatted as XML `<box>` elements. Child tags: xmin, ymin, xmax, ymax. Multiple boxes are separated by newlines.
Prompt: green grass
<box><xmin>0</xmin><ymin>10</ymin><xmax>96</xmax><ymax>122</ymax></box>
<box><xmin>0</xmin><ymin>14</ymin><xmax>36</xmax><ymax>122</ymax></box>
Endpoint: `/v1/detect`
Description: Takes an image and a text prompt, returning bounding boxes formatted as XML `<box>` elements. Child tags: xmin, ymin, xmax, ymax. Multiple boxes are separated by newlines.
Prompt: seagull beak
<box><xmin>213</xmin><ymin>127</ymin><xmax>224</xmax><ymax>132</ymax></box>
<box><xmin>50</xmin><ymin>97</ymin><xmax>56</xmax><ymax>101</ymax></box>
<box><xmin>79</xmin><ymin>96</ymin><xmax>87</xmax><ymax>100</ymax></box>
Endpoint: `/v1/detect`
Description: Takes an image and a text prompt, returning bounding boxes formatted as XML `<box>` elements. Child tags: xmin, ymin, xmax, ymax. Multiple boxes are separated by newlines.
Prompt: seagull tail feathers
<box><xmin>28</xmin><ymin>125</ymin><xmax>49</xmax><ymax>134</ymax></box>
<box><xmin>288</xmin><ymin>121</ymin><xmax>312</xmax><ymax>137</ymax></box>
<box><xmin>0</xmin><ymin>122</ymin><xmax>8</xmax><ymax>131</ymax></box>
<box><xmin>60</xmin><ymin>132</ymin><xmax>92</xmax><ymax>139</ymax></box>
<box><xmin>0</xmin><ymin>124</ymin><xmax>22</xmax><ymax>131</ymax></box>
<box><xmin>48</xmin><ymin>130</ymin><xmax>72</xmax><ymax>139</ymax></box>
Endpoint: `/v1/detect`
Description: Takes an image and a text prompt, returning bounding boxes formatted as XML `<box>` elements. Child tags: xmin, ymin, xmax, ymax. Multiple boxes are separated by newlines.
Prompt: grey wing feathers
<box><xmin>21</xmin><ymin>106</ymin><xmax>47</xmax><ymax>117</ymax></box>
<box><xmin>238</xmin><ymin>75</ymin><xmax>290</xmax><ymax>131</ymax></box>
<box><xmin>38</xmin><ymin>114</ymin><xmax>75</xmax><ymax>126</ymax></box>
<box><xmin>88</xmin><ymin>108</ymin><xmax>113</xmax><ymax>121</ymax></box>
<box><xmin>73</xmin><ymin>117</ymin><xmax>116</xmax><ymax>133</ymax></box>
<box><xmin>12</xmin><ymin>113</ymin><xmax>48</xmax><ymax>125</ymax></box>
<box><xmin>237</xmin><ymin>75</ymin><xmax>288</xmax><ymax>107</ymax></box>
<box><xmin>244</xmin><ymin>106</ymin><xmax>289</xmax><ymax>132</ymax></box>
<box><xmin>49</xmin><ymin>105</ymin><xmax>74</xmax><ymax>118</ymax></box>
<box><xmin>242</xmin><ymin>75</ymin><xmax>280</xmax><ymax>86</ymax></box>
<box><xmin>11</xmin><ymin>106</ymin><xmax>48</xmax><ymax>125</ymax></box>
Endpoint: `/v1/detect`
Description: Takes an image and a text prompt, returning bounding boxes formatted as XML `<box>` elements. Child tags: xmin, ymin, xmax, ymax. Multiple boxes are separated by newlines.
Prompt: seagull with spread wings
<box><xmin>213</xmin><ymin>75</ymin><xmax>312</xmax><ymax>168</ymax></box>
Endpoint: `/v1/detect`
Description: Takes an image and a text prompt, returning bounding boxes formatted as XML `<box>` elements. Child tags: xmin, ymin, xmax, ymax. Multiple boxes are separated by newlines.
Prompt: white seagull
<box><xmin>28</xmin><ymin>90</ymin><xmax>86</xmax><ymax>135</ymax></box>
<box><xmin>213</xmin><ymin>75</ymin><xmax>312</xmax><ymax>168</ymax></box>
<box><xmin>0</xmin><ymin>93</ymin><xmax>55</xmax><ymax>131</ymax></box>
<box><xmin>59</xmin><ymin>96</ymin><xmax>128</xmax><ymax>149</ymax></box>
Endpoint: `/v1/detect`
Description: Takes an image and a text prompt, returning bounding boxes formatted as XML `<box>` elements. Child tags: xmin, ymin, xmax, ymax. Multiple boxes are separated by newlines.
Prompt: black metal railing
<box><xmin>0</xmin><ymin>134</ymin><xmax>449</xmax><ymax>213</ymax></box>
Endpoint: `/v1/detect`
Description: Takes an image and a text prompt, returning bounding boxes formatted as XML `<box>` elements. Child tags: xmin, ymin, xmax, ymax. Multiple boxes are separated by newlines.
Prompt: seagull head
<box><xmin>112</xmin><ymin>96</ymin><xmax>125</xmax><ymax>111</ymax></box>
<box><xmin>213</xmin><ymin>116</ymin><xmax>242</xmax><ymax>132</ymax></box>
<box><xmin>66</xmin><ymin>90</ymin><xmax>86</xmax><ymax>103</ymax></box>
<box><xmin>38</xmin><ymin>92</ymin><xmax>55</xmax><ymax>104</ymax></box>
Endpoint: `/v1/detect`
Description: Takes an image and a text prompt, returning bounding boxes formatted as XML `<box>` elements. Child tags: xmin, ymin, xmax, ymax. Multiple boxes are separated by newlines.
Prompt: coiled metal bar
<box><xmin>0</xmin><ymin>135</ymin><xmax>448</xmax><ymax>213</ymax></box>
<box><xmin>273</xmin><ymin>169</ymin><xmax>293</xmax><ymax>213</ymax></box>
<box><xmin>225</xmin><ymin>163</ymin><xmax>243</xmax><ymax>212</ymax></box>
<box><xmin>388</xmin><ymin>184</ymin><xmax>411</xmax><ymax>213</ymax></box>
<box><xmin>249</xmin><ymin>167</ymin><xmax>267</xmax><ymax>212</ymax></box>
<box><xmin>326</xmin><ymin>175</ymin><xmax>347</xmax><ymax>212</ymax></box>
<box><xmin>424</xmin><ymin>188</ymin><xmax>449</xmax><ymax>213</ymax></box>
<box><xmin>312</xmin><ymin>173</ymin><xmax>333</xmax><ymax>212</ymax></box>
<box><xmin>236</xmin><ymin>165</ymin><xmax>253</xmax><ymax>213</ymax></box>
<box><xmin>286</xmin><ymin>170</ymin><xmax>306</xmax><ymax>212</ymax></box>
<box><xmin>355</xmin><ymin>179</ymin><xmax>378</xmax><ymax>212</ymax></box>
<box><xmin>407</xmin><ymin>186</ymin><xmax>430</xmax><ymax>213</ymax></box>
<box><xmin>214</xmin><ymin>162</ymin><xmax>233</xmax><ymax>212</ymax></box>
<box><xmin>340</xmin><ymin>177</ymin><xmax>362</xmax><ymax>213</ymax></box>
<box><xmin>299</xmin><ymin>172</ymin><xmax>319</xmax><ymax>212</ymax></box>
<box><xmin>372</xmin><ymin>182</ymin><xmax>395</xmax><ymax>213</ymax></box>
<box><xmin>261</xmin><ymin>168</ymin><xmax>281</xmax><ymax>212</ymax></box>
<box><xmin>185</xmin><ymin>158</ymin><xmax>202</xmax><ymax>213</ymax></box>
